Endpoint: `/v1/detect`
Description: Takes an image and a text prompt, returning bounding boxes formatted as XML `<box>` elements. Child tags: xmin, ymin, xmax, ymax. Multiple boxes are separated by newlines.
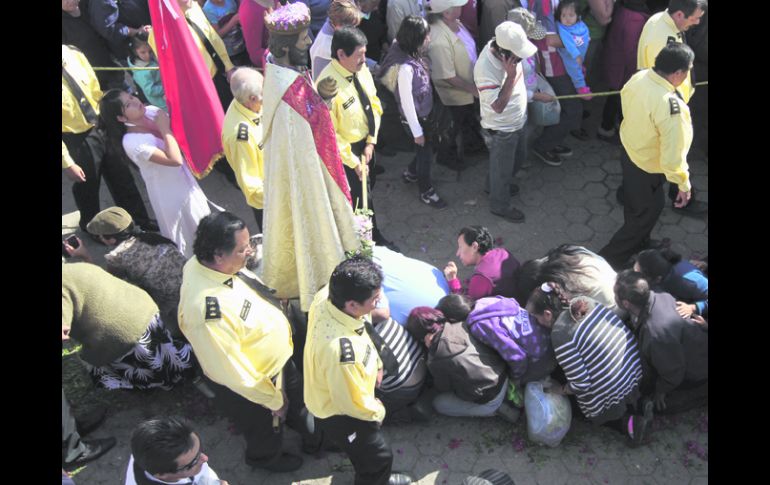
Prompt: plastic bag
<box><xmin>528</xmin><ymin>73</ymin><xmax>561</xmax><ymax>126</ymax></box>
<box><xmin>524</xmin><ymin>378</ymin><xmax>572</xmax><ymax>447</ymax></box>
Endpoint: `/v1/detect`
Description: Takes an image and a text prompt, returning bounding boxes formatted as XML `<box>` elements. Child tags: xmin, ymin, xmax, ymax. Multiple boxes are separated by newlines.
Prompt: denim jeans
<box><xmin>432</xmin><ymin>378</ymin><xmax>509</xmax><ymax>417</ymax></box>
<box><xmin>481</xmin><ymin>127</ymin><xmax>526</xmax><ymax>213</ymax></box>
<box><xmin>402</xmin><ymin>119</ymin><xmax>434</xmax><ymax>194</ymax></box>
<box><xmin>533</xmin><ymin>74</ymin><xmax>583</xmax><ymax>151</ymax></box>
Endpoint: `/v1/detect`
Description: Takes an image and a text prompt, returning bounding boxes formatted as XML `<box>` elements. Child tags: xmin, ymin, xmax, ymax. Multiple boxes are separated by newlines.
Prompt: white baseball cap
<box><xmin>426</xmin><ymin>0</ymin><xmax>469</xmax><ymax>14</ymax></box>
<box><xmin>494</xmin><ymin>21</ymin><xmax>537</xmax><ymax>59</ymax></box>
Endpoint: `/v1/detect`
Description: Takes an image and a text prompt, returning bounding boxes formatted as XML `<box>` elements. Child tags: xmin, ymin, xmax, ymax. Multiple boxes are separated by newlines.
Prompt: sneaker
<box><xmin>420</xmin><ymin>188</ymin><xmax>448</xmax><ymax>209</ymax></box>
<box><xmin>491</xmin><ymin>207</ymin><xmax>525</xmax><ymax>223</ymax></box>
<box><xmin>495</xmin><ymin>401</ymin><xmax>521</xmax><ymax>424</ymax></box>
<box><xmin>552</xmin><ymin>145</ymin><xmax>573</xmax><ymax>157</ymax></box>
<box><xmin>533</xmin><ymin>148</ymin><xmax>562</xmax><ymax>167</ymax></box>
<box><xmin>63</xmin><ymin>437</ymin><xmax>117</xmax><ymax>470</ymax></box>
<box><xmin>402</xmin><ymin>169</ymin><xmax>418</xmax><ymax>183</ymax></box>
<box><xmin>628</xmin><ymin>399</ymin><xmax>654</xmax><ymax>447</ymax></box>
<box><xmin>570</xmin><ymin>128</ymin><xmax>590</xmax><ymax>141</ymax></box>
<box><xmin>388</xmin><ymin>472</ymin><xmax>415</xmax><ymax>485</ymax></box>
<box><xmin>596</xmin><ymin>126</ymin><xmax>616</xmax><ymax>138</ymax></box>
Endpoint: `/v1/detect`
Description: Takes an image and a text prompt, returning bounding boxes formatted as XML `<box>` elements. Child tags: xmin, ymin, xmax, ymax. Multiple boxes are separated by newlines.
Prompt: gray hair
<box><xmin>230</xmin><ymin>67</ymin><xmax>264</xmax><ymax>105</ymax></box>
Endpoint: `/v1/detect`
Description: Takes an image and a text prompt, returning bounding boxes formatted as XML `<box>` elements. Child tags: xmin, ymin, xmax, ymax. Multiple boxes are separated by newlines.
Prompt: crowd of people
<box><xmin>62</xmin><ymin>1</ymin><xmax>708</xmax><ymax>484</ymax></box>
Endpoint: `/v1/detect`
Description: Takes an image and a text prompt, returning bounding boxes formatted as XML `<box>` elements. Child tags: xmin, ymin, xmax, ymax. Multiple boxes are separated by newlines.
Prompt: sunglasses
<box><xmin>174</xmin><ymin>446</ymin><xmax>203</xmax><ymax>473</ymax></box>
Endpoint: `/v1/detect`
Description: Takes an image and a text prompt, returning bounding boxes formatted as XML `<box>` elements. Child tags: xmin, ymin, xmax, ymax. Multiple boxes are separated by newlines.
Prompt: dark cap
<box><xmin>86</xmin><ymin>206</ymin><xmax>133</xmax><ymax>235</ymax></box>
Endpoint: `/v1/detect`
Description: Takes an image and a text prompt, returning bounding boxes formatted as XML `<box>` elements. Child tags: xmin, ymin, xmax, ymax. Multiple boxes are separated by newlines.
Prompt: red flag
<box><xmin>148</xmin><ymin>0</ymin><xmax>224</xmax><ymax>178</ymax></box>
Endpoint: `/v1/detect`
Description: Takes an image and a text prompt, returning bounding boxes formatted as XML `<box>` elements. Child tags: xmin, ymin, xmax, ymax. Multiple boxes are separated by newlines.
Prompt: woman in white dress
<box><xmin>99</xmin><ymin>89</ymin><xmax>210</xmax><ymax>258</ymax></box>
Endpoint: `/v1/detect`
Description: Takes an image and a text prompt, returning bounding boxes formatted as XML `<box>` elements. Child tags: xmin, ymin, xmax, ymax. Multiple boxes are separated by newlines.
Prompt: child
<box><xmin>555</xmin><ymin>0</ymin><xmax>592</xmax><ymax>100</ymax></box>
<box><xmin>127</xmin><ymin>36</ymin><xmax>167</xmax><ymax>111</ymax></box>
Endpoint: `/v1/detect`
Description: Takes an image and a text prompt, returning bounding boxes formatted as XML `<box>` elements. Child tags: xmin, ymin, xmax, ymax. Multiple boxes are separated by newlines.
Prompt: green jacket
<box><xmin>62</xmin><ymin>263</ymin><xmax>159</xmax><ymax>366</ymax></box>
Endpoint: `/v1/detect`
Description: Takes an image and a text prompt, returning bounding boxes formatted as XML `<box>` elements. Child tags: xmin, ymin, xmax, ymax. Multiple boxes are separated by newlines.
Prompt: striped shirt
<box><xmin>375</xmin><ymin>318</ymin><xmax>426</xmax><ymax>392</ymax></box>
<box><xmin>552</xmin><ymin>299</ymin><xmax>643</xmax><ymax>419</ymax></box>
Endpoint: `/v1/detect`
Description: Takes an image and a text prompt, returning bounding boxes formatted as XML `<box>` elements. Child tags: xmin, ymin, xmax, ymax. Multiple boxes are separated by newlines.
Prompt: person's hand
<box><xmin>376</xmin><ymin>367</ymin><xmax>383</xmax><ymax>388</ymax></box>
<box><xmin>674</xmin><ymin>190</ymin><xmax>691</xmax><ymax>208</ymax></box>
<box><xmin>63</xmin><ymin>236</ymin><xmax>93</xmax><ymax>261</ymax></box>
<box><xmin>690</xmin><ymin>314</ymin><xmax>708</xmax><ymax>328</ymax></box>
<box><xmin>64</xmin><ymin>164</ymin><xmax>87</xmax><ymax>183</ymax></box>
<box><xmin>354</xmin><ymin>162</ymin><xmax>368</xmax><ymax>181</ymax></box>
<box><xmin>317</xmin><ymin>76</ymin><xmax>339</xmax><ymax>100</ymax></box>
<box><xmin>271</xmin><ymin>391</ymin><xmax>289</xmax><ymax>421</ymax></box>
<box><xmin>443</xmin><ymin>261</ymin><xmax>458</xmax><ymax>281</ymax></box>
<box><xmin>653</xmin><ymin>392</ymin><xmax>667</xmax><ymax>412</ymax></box>
<box><xmin>502</xmin><ymin>55</ymin><xmax>519</xmax><ymax>78</ymax></box>
<box><xmin>533</xmin><ymin>91</ymin><xmax>555</xmax><ymax>103</ymax></box>
<box><xmin>414</xmin><ymin>135</ymin><xmax>425</xmax><ymax>146</ymax></box>
<box><xmin>218</xmin><ymin>481</ymin><xmax>230</xmax><ymax>485</ymax></box>
<box><xmin>140</xmin><ymin>25</ymin><xmax>151</xmax><ymax>35</ymax></box>
<box><xmin>363</xmin><ymin>143</ymin><xmax>375</xmax><ymax>164</ymax></box>
<box><xmin>226</xmin><ymin>68</ymin><xmax>236</xmax><ymax>83</ymax></box>
<box><xmin>154</xmin><ymin>109</ymin><xmax>171</xmax><ymax>133</ymax></box>
<box><xmin>676</xmin><ymin>301</ymin><xmax>696</xmax><ymax>319</ymax></box>
<box><xmin>62</xmin><ymin>323</ymin><xmax>71</xmax><ymax>341</ymax></box>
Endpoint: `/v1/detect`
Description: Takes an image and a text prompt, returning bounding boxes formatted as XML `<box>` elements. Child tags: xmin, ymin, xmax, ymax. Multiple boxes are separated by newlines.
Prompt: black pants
<box><xmin>437</xmin><ymin>103</ymin><xmax>484</xmax><ymax>169</ymax></box>
<box><xmin>63</xmin><ymin>128</ymin><xmax>150</xmax><ymax>231</ymax></box>
<box><xmin>316</xmin><ymin>415</ymin><xmax>393</xmax><ymax>485</ymax></box>
<box><xmin>600</xmin><ymin>149</ymin><xmax>666</xmax><ymax>269</ymax></box>
<box><xmin>205</xmin><ymin>359</ymin><xmax>319</xmax><ymax>466</ymax></box>
<box><xmin>345</xmin><ymin>139</ymin><xmax>386</xmax><ymax>241</ymax></box>
<box><xmin>62</xmin><ymin>389</ymin><xmax>86</xmax><ymax>463</ymax></box>
<box><xmin>534</xmin><ymin>75</ymin><xmax>583</xmax><ymax>151</ymax></box>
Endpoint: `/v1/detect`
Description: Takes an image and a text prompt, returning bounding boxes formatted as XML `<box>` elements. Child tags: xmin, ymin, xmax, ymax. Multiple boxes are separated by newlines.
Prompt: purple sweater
<box><xmin>466</xmin><ymin>296</ymin><xmax>553</xmax><ymax>381</ymax></box>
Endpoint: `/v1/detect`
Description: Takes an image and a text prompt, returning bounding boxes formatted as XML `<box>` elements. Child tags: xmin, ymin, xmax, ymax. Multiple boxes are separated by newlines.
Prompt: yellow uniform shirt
<box><xmin>178</xmin><ymin>257</ymin><xmax>293</xmax><ymax>410</ymax></box>
<box><xmin>315</xmin><ymin>60</ymin><xmax>383</xmax><ymax>169</ymax></box>
<box><xmin>619</xmin><ymin>69</ymin><xmax>693</xmax><ymax>193</ymax></box>
<box><xmin>62</xmin><ymin>45</ymin><xmax>102</xmax><ymax>168</ymax></box>
<box><xmin>637</xmin><ymin>10</ymin><xmax>694</xmax><ymax>103</ymax></box>
<box><xmin>304</xmin><ymin>285</ymin><xmax>385</xmax><ymax>422</ymax></box>
<box><xmin>428</xmin><ymin>20</ymin><xmax>475</xmax><ymax>107</ymax></box>
<box><xmin>149</xmin><ymin>2</ymin><xmax>234</xmax><ymax>79</ymax></box>
<box><xmin>222</xmin><ymin>100</ymin><xmax>265</xmax><ymax>209</ymax></box>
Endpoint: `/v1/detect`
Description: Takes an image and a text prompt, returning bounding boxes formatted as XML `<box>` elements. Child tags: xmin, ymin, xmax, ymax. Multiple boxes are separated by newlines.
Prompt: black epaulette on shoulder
<box><xmin>669</xmin><ymin>97</ymin><xmax>681</xmax><ymax>115</ymax></box>
<box><xmin>237</xmin><ymin>122</ymin><xmax>249</xmax><ymax>141</ymax></box>
<box><xmin>339</xmin><ymin>337</ymin><xmax>355</xmax><ymax>363</ymax></box>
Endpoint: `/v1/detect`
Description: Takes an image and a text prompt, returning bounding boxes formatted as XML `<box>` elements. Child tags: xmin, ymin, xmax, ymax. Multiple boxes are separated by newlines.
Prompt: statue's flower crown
<box><xmin>264</xmin><ymin>2</ymin><xmax>311</xmax><ymax>35</ymax></box>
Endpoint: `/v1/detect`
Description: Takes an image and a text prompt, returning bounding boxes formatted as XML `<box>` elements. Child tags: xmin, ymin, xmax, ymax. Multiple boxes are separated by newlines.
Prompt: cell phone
<box><xmin>62</xmin><ymin>235</ymin><xmax>80</xmax><ymax>258</ymax></box>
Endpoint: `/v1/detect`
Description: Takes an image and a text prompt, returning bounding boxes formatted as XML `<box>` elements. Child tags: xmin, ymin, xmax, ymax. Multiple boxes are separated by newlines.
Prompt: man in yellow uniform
<box><xmin>316</xmin><ymin>27</ymin><xmax>398</xmax><ymax>251</ymax></box>
<box><xmin>222</xmin><ymin>67</ymin><xmax>266</xmax><ymax>231</ymax></box>
<box><xmin>599</xmin><ymin>43</ymin><xmax>696</xmax><ymax>270</ymax></box>
<box><xmin>149</xmin><ymin>0</ymin><xmax>236</xmax><ymax>110</ymax></box>
<box><xmin>633</xmin><ymin>0</ymin><xmax>707</xmax><ymax>215</ymax></box>
<box><xmin>304</xmin><ymin>257</ymin><xmax>413</xmax><ymax>485</ymax></box>
<box><xmin>178</xmin><ymin>211</ymin><xmax>320</xmax><ymax>473</ymax></box>
<box><xmin>62</xmin><ymin>44</ymin><xmax>154</xmax><ymax>233</ymax></box>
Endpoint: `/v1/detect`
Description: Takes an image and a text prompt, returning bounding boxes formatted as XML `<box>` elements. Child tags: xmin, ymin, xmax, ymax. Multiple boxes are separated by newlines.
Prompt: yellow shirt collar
<box><xmin>322</xmin><ymin>290</ymin><xmax>367</xmax><ymax>333</ymax></box>
<box><xmin>233</xmin><ymin>99</ymin><xmax>261</xmax><ymax>124</ymax></box>
<box><xmin>647</xmin><ymin>68</ymin><xmax>677</xmax><ymax>92</ymax></box>
<box><xmin>330</xmin><ymin>59</ymin><xmax>354</xmax><ymax>80</ymax></box>
<box><xmin>190</xmin><ymin>256</ymin><xmax>237</xmax><ymax>287</ymax></box>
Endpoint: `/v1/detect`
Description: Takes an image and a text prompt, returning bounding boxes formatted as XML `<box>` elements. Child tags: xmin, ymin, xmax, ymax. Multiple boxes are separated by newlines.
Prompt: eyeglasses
<box><xmin>174</xmin><ymin>448</ymin><xmax>203</xmax><ymax>473</ymax></box>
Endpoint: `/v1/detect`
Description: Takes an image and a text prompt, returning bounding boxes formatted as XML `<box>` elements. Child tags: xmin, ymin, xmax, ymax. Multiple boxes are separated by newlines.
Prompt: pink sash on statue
<box><xmin>148</xmin><ymin>0</ymin><xmax>225</xmax><ymax>178</ymax></box>
<box><xmin>281</xmin><ymin>75</ymin><xmax>353</xmax><ymax>205</ymax></box>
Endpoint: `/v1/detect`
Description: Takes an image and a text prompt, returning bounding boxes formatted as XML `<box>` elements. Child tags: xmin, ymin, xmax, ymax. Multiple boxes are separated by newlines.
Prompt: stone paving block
<box><xmin>601</xmin><ymin>159</ymin><xmax>622</xmax><ymax>175</ymax></box>
<box><xmin>582</xmin><ymin>167</ymin><xmax>608</xmax><ymax>183</ymax></box>
<box><xmin>689</xmin><ymin>476</ymin><xmax>709</xmax><ymax>485</ymax></box>
<box><xmin>541</xmin><ymin>167</ymin><xmax>566</xmax><ymax>183</ymax></box>
<box><xmin>391</xmin><ymin>441</ymin><xmax>420</xmax><ymax>471</ymax></box>
<box><xmin>620</xmin><ymin>446</ymin><xmax>660</xmax><ymax>475</ymax></box>
<box><xmin>562</xmin><ymin>175</ymin><xmax>588</xmax><ymax>190</ymax></box>
<box><xmin>560</xmin><ymin>189</ymin><xmax>591</xmax><ymax>206</ymax></box>
<box><xmin>565</xmin><ymin>207</ymin><xmax>591</xmax><ymax>224</ymax></box>
<box><xmin>656</xmin><ymin>223</ymin><xmax>688</xmax><ymax>242</ymax></box>
<box><xmin>507</xmin><ymin>472</ymin><xmax>539</xmax><ymax>485</ymax></box>
<box><xmin>584</xmin><ymin>182</ymin><xmax>609</xmax><ymax>198</ymax></box>
<box><xmin>567</xmin><ymin>223</ymin><xmax>595</xmax><ymax>242</ymax></box>
<box><xmin>585</xmin><ymin>197</ymin><xmax>613</xmax><ymax>216</ymax></box>
<box><xmin>658</xmin><ymin>208</ymin><xmax>683</xmax><ymax>225</ymax></box>
<box><xmin>579</xmin><ymin>152</ymin><xmax>605</xmax><ymax>167</ymax></box>
<box><xmin>588</xmin><ymin>214</ymin><xmax>620</xmax><ymax>233</ymax></box>
<box><xmin>411</xmin><ymin>456</ymin><xmax>453</xmax><ymax>483</ymax></box>
<box><xmin>679</xmin><ymin>216</ymin><xmax>707</xmax><ymax>234</ymax></box>
<box><xmin>588</xmin><ymin>459</ymin><xmax>630</xmax><ymax>484</ymax></box>
<box><xmin>532</xmin><ymin>459</ymin><xmax>570</xmax><ymax>485</ymax></box>
<box><xmin>520</xmin><ymin>189</ymin><xmax>547</xmax><ymax>208</ymax></box>
<box><xmin>541</xmin><ymin>197</ymin><xmax>568</xmax><ymax>215</ymax></box>
<box><xmin>654</xmin><ymin>457</ymin><xmax>699</xmax><ymax>484</ymax></box>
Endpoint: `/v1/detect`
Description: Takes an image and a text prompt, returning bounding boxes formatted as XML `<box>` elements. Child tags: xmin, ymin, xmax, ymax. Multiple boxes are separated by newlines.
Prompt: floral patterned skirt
<box><xmin>84</xmin><ymin>314</ymin><xmax>195</xmax><ymax>390</ymax></box>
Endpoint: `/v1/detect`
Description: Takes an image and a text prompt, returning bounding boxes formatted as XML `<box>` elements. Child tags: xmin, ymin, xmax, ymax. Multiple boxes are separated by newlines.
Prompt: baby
<box><xmin>555</xmin><ymin>0</ymin><xmax>592</xmax><ymax>100</ymax></box>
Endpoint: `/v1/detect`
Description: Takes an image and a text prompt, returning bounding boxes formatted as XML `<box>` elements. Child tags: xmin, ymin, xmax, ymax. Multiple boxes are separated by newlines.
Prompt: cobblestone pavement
<box><xmin>63</xmin><ymin>121</ymin><xmax>708</xmax><ymax>484</ymax></box>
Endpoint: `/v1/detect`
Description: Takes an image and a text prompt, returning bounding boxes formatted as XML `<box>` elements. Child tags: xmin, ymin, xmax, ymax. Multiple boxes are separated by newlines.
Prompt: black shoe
<box><xmin>491</xmin><ymin>207</ymin><xmax>525</xmax><ymax>223</ymax></box>
<box><xmin>137</xmin><ymin>219</ymin><xmax>160</xmax><ymax>232</ymax></box>
<box><xmin>484</xmin><ymin>184</ymin><xmax>519</xmax><ymax>197</ymax></box>
<box><xmin>63</xmin><ymin>437</ymin><xmax>116</xmax><ymax>470</ymax></box>
<box><xmin>420</xmin><ymin>187</ymin><xmax>448</xmax><ymax>209</ymax></box>
<box><xmin>407</xmin><ymin>399</ymin><xmax>433</xmax><ymax>423</ymax></box>
<box><xmin>533</xmin><ymin>148</ymin><xmax>562</xmax><ymax>167</ymax></box>
<box><xmin>570</xmin><ymin>128</ymin><xmax>590</xmax><ymax>141</ymax></box>
<box><xmin>402</xmin><ymin>169</ymin><xmax>418</xmax><ymax>183</ymax></box>
<box><xmin>374</xmin><ymin>164</ymin><xmax>386</xmax><ymax>175</ymax></box>
<box><xmin>552</xmin><ymin>145</ymin><xmax>573</xmax><ymax>157</ymax></box>
<box><xmin>672</xmin><ymin>199</ymin><xmax>708</xmax><ymax>217</ymax></box>
<box><xmin>628</xmin><ymin>399</ymin><xmax>654</xmax><ymax>447</ymax></box>
<box><xmin>249</xmin><ymin>452</ymin><xmax>303</xmax><ymax>472</ymax></box>
<box><xmin>76</xmin><ymin>406</ymin><xmax>107</xmax><ymax>436</ymax></box>
<box><xmin>388</xmin><ymin>472</ymin><xmax>415</xmax><ymax>485</ymax></box>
